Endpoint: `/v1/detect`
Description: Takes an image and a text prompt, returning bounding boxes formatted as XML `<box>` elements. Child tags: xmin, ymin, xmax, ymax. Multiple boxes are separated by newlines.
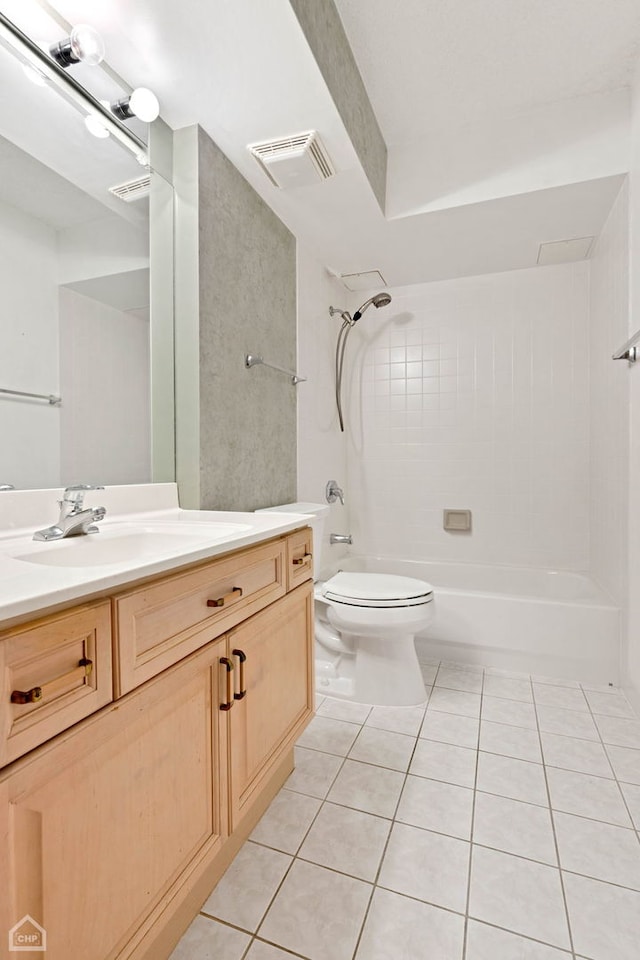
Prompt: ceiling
<box><xmin>33</xmin><ymin>0</ymin><xmax>640</xmax><ymax>286</ymax></box>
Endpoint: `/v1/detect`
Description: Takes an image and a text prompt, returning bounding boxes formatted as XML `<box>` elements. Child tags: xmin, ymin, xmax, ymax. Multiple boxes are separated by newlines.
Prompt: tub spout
<box><xmin>330</xmin><ymin>533</ymin><xmax>352</xmax><ymax>545</ymax></box>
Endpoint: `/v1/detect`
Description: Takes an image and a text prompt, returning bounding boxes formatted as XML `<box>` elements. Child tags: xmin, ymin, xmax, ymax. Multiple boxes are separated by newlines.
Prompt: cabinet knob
<box><xmin>219</xmin><ymin>657</ymin><xmax>234</xmax><ymax>711</ymax></box>
<box><xmin>292</xmin><ymin>554</ymin><xmax>312</xmax><ymax>566</ymax></box>
<box><xmin>207</xmin><ymin>587</ymin><xmax>243</xmax><ymax>608</ymax></box>
<box><xmin>232</xmin><ymin>649</ymin><xmax>247</xmax><ymax>700</ymax></box>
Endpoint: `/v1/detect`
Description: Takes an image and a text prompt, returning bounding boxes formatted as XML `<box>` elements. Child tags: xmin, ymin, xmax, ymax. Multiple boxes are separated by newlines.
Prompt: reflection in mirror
<box><xmin>0</xmin><ymin>12</ymin><xmax>172</xmax><ymax>490</ymax></box>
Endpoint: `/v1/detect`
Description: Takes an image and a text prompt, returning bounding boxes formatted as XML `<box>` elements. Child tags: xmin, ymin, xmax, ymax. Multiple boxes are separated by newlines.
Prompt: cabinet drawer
<box><xmin>0</xmin><ymin>601</ymin><xmax>112</xmax><ymax>767</ymax></box>
<box><xmin>286</xmin><ymin>526</ymin><xmax>314</xmax><ymax>590</ymax></box>
<box><xmin>115</xmin><ymin>537</ymin><xmax>287</xmax><ymax>695</ymax></box>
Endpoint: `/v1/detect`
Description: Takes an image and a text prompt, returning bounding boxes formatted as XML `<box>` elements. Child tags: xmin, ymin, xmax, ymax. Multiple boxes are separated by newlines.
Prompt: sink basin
<box><xmin>12</xmin><ymin>521</ymin><xmax>252</xmax><ymax>568</ymax></box>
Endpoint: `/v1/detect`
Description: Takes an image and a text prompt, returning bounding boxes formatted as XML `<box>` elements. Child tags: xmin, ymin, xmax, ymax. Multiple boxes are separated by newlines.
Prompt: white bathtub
<box><xmin>337</xmin><ymin>556</ymin><xmax>621</xmax><ymax>685</ymax></box>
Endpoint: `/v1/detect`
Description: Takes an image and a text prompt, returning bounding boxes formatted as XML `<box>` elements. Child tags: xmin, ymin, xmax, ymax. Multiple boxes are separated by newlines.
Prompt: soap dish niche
<box><xmin>443</xmin><ymin>509</ymin><xmax>472</xmax><ymax>533</ymax></box>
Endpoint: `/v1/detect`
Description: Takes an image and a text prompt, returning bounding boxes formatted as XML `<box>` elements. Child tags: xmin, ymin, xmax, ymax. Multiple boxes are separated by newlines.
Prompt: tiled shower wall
<box><xmin>346</xmin><ymin>262</ymin><xmax>590</xmax><ymax>569</ymax></box>
<box><xmin>588</xmin><ymin>180</ymin><xmax>629</xmax><ymax>604</ymax></box>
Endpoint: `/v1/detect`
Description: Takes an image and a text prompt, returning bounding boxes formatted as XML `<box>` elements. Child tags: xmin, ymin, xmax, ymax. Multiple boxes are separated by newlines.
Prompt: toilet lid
<box><xmin>322</xmin><ymin>572</ymin><xmax>434</xmax><ymax>608</ymax></box>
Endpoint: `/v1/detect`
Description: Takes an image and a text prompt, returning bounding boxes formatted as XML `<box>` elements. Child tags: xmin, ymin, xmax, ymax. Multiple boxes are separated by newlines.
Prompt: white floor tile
<box><xmin>378</xmin><ymin>822</ymin><xmax>470</xmax><ymax>913</ymax></box>
<box><xmin>477</xmin><ymin>752</ymin><xmax>548</xmax><ymax>806</ymax></box>
<box><xmin>585</xmin><ymin>691</ymin><xmax>636</xmax><ymax>719</ymax></box>
<box><xmin>546</xmin><ymin>768</ymin><xmax>632</xmax><ymax>827</ymax></box>
<box><xmin>355</xmin><ymin>887</ymin><xmax>465</xmax><ymax>960</ymax></box>
<box><xmin>469</xmin><ymin>847</ymin><xmax>570</xmax><ymax>949</ymax></box>
<box><xmin>326</xmin><ymin>758</ymin><xmax>405</xmax><ymax>818</ymax></box>
<box><xmin>250</xmin><ymin>789</ymin><xmax>321</xmax><ymax>854</ymax></box>
<box><xmin>365</xmin><ymin>703</ymin><xmax>426</xmax><ymax>737</ymax></box>
<box><xmin>168</xmin><ymin>915</ymin><xmax>251</xmax><ymax>960</ymax></box>
<box><xmin>536</xmin><ymin>705</ymin><xmax>599</xmax><ymax>741</ymax></box>
<box><xmin>595</xmin><ymin>716</ymin><xmax>640</xmax><ymax>749</ymax></box>
<box><xmin>410</xmin><ymin>738</ymin><xmax>477</xmax><ymax>787</ymax></box>
<box><xmin>435</xmin><ymin>667</ymin><xmax>484</xmax><ymax>694</ymax></box>
<box><xmin>348</xmin><ymin>727</ymin><xmax>416</xmax><ymax>772</ymax></box>
<box><xmin>620</xmin><ymin>781</ymin><xmax>640</xmax><ymax>829</ymax></box>
<box><xmin>482</xmin><ymin>676</ymin><xmax>533</xmax><ymax>702</ymax></box>
<box><xmin>419</xmin><ymin>710</ymin><xmax>479</xmax><ymax>748</ymax></box>
<box><xmin>482</xmin><ymin>697</ymin><xmax>538</xmax><ymax>730</ymax></box>
<box><xmin>541</xmin><ymin>732</ymin><xmax>613</xmax><ymax>778</ymax></box>
<box><xmin>532</xmin><ymin>684</ymin><xmax>589</xmax><ymax>712</ymax></box>
<box><xmin>465</xmin><ymin>920</ymin><xmax>571</xmax><ymax>959</ymax></box>
<box><xmin>245</xmin><ymin>941</ymin><xmax>299</xmax><ymax>960</ymax></box>
<box><xmin>428</xmin><ymin>687</ymin><xmax>482</xmax><ymax>718</ymax></box>
<box><xmin>316</xmin><ymin>698</ymin><xmax>372</xmax><ymax>724</ymax></box>
<box><xmin>285</xmin><ymin>747</ymin><xmax>343</xmax><ymax>799</ymax></box>
<box><xmin>606</xmin><ymin>744</ymin><xmax>640</xmax><ymax>785</ymax></box>
<box><xmin>396</xmin><ymin>775</ymin><xmax>474</xmax><ymax>840</ymax></box>
<box><xmin>564</xmin><ymin>872</ymin><xmax>640</xmax><ymax>960</ymax></box>
<box><xmin>480</xmin><ymin>720</ymin><xmax>542</xmax><ymax>762</ymax></box>
<box><xmin>202</xmin><ymin>841</ymin><xmax>291</xmax><ymax>932</ymax></box>
<box><xmin>420</xmin><ymin>664</ymin><xmax>438</xmax><ymax>685</ymax></box>
<box><xmin>531</xmin><ymin>675</ymin><xmax>580</xmax><ymax>688</ymax></box>
<box><xmin>473</xmin><ymin>793</ymin><xmax>557</xmax><ymax>865</ymax></box>
<box><xmin>259</xmin><ymin>859</ymin><xmax>371</xmax><ymax>960</ymax></box>
<box><xmin>296</xmin><ymin>716</ymin><xmax>361</xmax><ymax>756</ymax></box>
<box><xmin>554</xmin><ymin>811</ymin><xmax>640</xmax><ymax>889</ymax></box>
<box><xmin>298</xmin><ymin>802</ymin><xmax>391</xmax><ymax>881</ymax></box>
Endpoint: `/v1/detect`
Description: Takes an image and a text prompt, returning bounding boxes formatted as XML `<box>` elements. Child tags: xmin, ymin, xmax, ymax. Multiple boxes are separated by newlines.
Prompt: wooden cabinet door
<box><xmin>227</xmin><ymin>582</ymin><xmax>313</xmax><ymax>829</ymax></box>
<box><xmin>0</xmin><ymin>637</ymin><xmax>227</xmax><ymax>960</ymax></box>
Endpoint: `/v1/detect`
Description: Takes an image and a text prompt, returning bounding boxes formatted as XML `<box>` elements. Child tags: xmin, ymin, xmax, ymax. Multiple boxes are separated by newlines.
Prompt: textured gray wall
<box><xmin>197</xmin><ymin>128</ymin><xmax>297</xmax><ymax>511</ymax></box>
<box><xmin>289</xmin><ymin>0</ymin><xmax>387</xmax><ymax>211</ymax></box>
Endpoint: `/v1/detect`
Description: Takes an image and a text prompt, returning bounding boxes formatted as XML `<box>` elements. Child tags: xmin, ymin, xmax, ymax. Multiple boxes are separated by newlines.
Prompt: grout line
<box><xmin>530</xmin><ymin>673</ymin><xmax>577</xmax><ymax>959</ymax></box>
<box><xmin>461</xmin><ymin>666</ymin><xmax>483</xmax><ymax>960</ymax></box>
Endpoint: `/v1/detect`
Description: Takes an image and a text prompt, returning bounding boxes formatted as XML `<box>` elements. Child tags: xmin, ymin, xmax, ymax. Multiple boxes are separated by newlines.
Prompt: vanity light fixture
<box><xmin>111</xmin><ymin>88</ymin><xmax>160</xmax><ymax>124</ymax></box>
<box><xmin>49</xmin><ymin>24</ymin><xmax>105</xmax><ymax>68</ymax></box>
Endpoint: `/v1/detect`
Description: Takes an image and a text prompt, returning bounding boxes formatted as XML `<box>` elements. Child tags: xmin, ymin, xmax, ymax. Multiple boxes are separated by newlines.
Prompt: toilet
<box><xmin>257</xmin><ymin>502</ymin><xmax>435</xmax><ymax>707</ymax></box>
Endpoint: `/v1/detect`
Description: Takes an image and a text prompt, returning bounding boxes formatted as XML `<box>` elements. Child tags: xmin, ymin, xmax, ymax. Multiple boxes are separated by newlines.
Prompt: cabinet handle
<box><xmin>219</xmin><ymin>657</ymin><xmax>234</xmax><ymax>711</ymax></box>
<box><xmin>292</xmin><ymin>554</ymin><xmax>312</xmax><ymax>566</ymax></box>
<box><xmin>207</xmin><ymin>586</ymin><xmax>243</xmax><ymax>608</ymax></box>
<box><xmin>232</xmin><ymin>649</ymin><xmax>247</xmax><ymax>700</ymax></box>
<box><xmin>10</xmin><ymin>657</ymin><xmax>93</xmax><ymax>705</ymax></box>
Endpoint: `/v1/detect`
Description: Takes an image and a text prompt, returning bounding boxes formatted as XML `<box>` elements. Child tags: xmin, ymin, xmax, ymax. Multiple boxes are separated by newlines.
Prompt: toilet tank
<box><xmin>255</xmin><ymin>502</ymin><xmax>330</xmax><ymax>577</ymax></box>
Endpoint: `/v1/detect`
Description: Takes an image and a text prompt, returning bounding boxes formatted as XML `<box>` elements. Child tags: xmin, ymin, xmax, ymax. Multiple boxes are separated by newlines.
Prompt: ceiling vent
<box><xmin>537</xmin><ymin>237</ymin><xmax>594</xmax><ymax>266</ymax></box>
<box><xmin>109</xmin><ymin>175</ymin><xmax>152</xmax><ymax>203</ymax></box>
<box><xmin>248</xmin><ymin>131</ymin><xmax>335</xmax><ymax>188</ymax></box>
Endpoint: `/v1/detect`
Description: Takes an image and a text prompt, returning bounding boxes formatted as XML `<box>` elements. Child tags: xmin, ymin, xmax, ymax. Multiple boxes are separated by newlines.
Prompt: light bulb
<box><xmin>69</xmin><ymin>25</ymin><xmax>105</xmax><ymax>66</ymax></box>
<box><xmin>128</xmin><ymin>87</ymin><xmax>160</xmax><ymax>123</ymax></box>
<box><xmin>84</xmin><ymin>102</ymin><xmax>110</xmax><ymax>139</ymax></box>
<box><xmin>50</xmin><ymin>24</ymin><xmax>105</xmax><ymax>68</ymax></box>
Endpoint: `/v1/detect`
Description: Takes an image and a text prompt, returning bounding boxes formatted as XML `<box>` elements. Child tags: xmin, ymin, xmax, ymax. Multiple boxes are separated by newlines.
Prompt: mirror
<box><xmin>0</xmin><ymin>11</ymin><xmax>174</xmax><ymax>490</ymax></box>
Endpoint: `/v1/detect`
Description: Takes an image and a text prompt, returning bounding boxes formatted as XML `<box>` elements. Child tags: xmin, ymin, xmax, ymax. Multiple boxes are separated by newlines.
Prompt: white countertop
<box><xmin>0</xmin><ymin>485</ymin><xmax>309</xmax><ymax>624</ymax></box>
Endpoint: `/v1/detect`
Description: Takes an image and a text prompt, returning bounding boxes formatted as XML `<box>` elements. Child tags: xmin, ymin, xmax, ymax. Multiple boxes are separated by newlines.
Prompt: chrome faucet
<box><xmin>33</xmin><ymin>484</ymin><xmax>106</xmax><ymax>541</ymax></box>
<box><xmin>330</xmin><ymin>533</ymin><xmax>352</xmax><ymax>545</ymax></box>
<box><xmin>325</xmin><ymin>480</ymin><xmax>345</xmax><ymax>506</ymax></box>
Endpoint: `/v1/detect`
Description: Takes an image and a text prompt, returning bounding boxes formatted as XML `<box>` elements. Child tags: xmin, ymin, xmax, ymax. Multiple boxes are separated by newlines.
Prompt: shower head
<box><xmin>352</xmin><ymin>292</ymin><xmax>392</xmax><ymax>323</ymax></box>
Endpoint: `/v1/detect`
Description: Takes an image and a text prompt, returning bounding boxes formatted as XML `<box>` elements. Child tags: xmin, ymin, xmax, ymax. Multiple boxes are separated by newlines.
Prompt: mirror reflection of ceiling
<box><xmin>0</xmin><ymin>6</ymin><xmax>148</xmax><ymax>229</ymax></box>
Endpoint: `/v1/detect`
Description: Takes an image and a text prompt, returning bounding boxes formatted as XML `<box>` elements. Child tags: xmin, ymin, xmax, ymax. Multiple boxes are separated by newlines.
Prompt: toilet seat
<box><xmin>322</xmin><ymin>571</ymin><xmax>433</xmax><ymax>608</ymax></box>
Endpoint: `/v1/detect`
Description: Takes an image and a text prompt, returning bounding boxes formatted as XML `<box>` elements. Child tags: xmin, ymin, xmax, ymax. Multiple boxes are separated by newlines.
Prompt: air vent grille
<box><xmin>248</xmin><ymin>131</ymin><xmax>335</xmax><ymax>188</ymax></box>
<box><xmin>109</xmin><ymin>175</ymin><xmax>152</xmax><ymax>203</ymax></box>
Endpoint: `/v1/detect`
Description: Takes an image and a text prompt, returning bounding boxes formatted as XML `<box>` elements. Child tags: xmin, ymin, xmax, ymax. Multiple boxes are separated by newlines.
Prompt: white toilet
<box><xmin>257</xmin><ymin>502</ymin><xmax>434</xmax><ymax>707</ymax></box>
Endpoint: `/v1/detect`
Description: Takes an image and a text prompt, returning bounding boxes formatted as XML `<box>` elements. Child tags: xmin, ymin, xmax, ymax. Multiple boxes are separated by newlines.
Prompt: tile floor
<box><xmin>170</xmin><ymin>660</ymin><xmax>640</xmax><ymax>960</ymax></box>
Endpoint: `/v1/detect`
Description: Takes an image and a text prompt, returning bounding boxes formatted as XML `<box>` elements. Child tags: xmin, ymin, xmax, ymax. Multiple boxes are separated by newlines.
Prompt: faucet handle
<box><xmin>325</xmin><ymin>480</ymin><xmax>345</xmax><ymax>506</ymax></box>
<box><xmin>61</xmin><ymin>484</ymin><xmax>105</xmax><ymax>507</ymax></box>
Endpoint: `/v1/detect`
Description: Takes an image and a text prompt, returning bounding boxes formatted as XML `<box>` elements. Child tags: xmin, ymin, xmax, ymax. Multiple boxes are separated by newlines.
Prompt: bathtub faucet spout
<box><xmin>330</xmin><ymin>533</ymin><xmax>352</xmax><ymax>545</ymax></box>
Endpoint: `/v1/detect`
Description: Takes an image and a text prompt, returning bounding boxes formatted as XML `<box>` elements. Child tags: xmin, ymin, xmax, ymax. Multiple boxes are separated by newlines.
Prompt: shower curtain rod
<box><xmin>0</xmin><ymin>387</ymin><xmax>61</xmax><ymax>405</ymax></box>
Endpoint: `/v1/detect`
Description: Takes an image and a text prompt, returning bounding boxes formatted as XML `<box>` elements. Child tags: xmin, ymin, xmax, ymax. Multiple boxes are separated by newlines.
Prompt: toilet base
<box><xmin>314</xmin><ymin>633</ymin><xmax>427</xmax><ymax>706</ymax></box>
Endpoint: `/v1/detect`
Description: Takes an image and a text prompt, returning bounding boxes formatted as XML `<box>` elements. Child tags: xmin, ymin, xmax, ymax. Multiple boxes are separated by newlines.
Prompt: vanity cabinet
<box><xmin>0</xmin><ymin>529</ymin><xmax>314</xmax><ymax>960</ymax></box>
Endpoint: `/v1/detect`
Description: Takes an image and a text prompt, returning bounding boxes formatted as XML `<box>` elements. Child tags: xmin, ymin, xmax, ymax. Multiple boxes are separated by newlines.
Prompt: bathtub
<box><xmin>335</xmin><ymin>556</ymin><xmax>621</xmax><ymax>685</ymax></box>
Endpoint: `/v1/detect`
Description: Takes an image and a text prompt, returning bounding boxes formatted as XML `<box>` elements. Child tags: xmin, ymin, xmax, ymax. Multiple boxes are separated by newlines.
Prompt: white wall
<box><xmin>345</xmin><ymin>263</ymin><xmax>590</xmax><ymax>569</ymax></box>
<box><xmin>0</xmin><ymin>198</ymin><xmax>60</xmax><ymax>489</ymax></box>
<box><xmin>625</xmin><ymin>66</ymin><xmax>640</xmax><ymax>707</ymax></box>
<box><xmin>589</xmin><ymin>180</ymin><xmax>630</xmax><ymax>607</ymax></box>
<box><xmin>296</xmin><ymin>246</ymin><xmax>351</xmax><ymax>575</ymax></box>
<box><xmin>59</xmin><ymin>287</ymin><xmax>151</xmax><ymax>486</ymax></box>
